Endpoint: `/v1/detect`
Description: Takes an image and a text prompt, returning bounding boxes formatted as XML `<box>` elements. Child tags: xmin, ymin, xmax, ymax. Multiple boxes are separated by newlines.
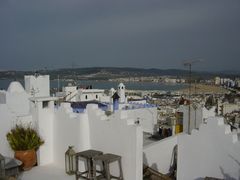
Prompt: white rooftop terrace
<box><xmin>20</xmin><ymin>164</ymin><xmax>73</xmax><ymax>180</ymax></box>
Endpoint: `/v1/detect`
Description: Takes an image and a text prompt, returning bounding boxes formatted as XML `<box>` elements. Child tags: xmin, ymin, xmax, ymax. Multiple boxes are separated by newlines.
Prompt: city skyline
<box><xmin>0</xmin><ymin>0</ymin><xmax>240</xmax><ymax>71</ymax></box>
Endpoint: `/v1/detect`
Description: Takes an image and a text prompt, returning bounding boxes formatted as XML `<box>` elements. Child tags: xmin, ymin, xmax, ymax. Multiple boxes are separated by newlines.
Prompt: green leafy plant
<box><xmin>6</xmin><ymin>124</ymin><xmax>44</xmax><ymax>151</ymax></box>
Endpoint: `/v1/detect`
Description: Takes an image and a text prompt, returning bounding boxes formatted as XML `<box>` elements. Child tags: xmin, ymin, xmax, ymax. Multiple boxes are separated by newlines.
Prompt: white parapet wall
<box><xmin>143</xmin><ymin>135</ymin><xmax>178</xmax><ymax>174</ymax></box>
<box><xmin>177</xmin><ymin>117</ymin><xmax>240</xmax><ymax>180</ymax></box>
<box><xmin>0</xmin><ymin>81</ymin><xmax>30</xmax><ymax>116</ymax></box>
<box><xmin>51</xmin><ymin>103</ymin><xmax>144</xmax><ymax>180</ymax></box>
<box><xmin>0</xmin><ymin>104</ymin><xmax>15</xmax><ymax>157</ymax></box>
<box><xmin>32</xmin><ymin>99</ymin><xmax>55</xmax><ymax>166</ymax></box>
<box><xmin>0</xmin><ymin>85</ymin><xmax>147</xmax><ymax>180</ymax></box>
<box><xmin>53</xmin><ymin>103</ymin><xmax>91</xmax><ymax>168</ymax></box>
<box><xmin>0</xmin><ymin>83</ymin><xmax>33</xmax><ymax>157</ymax></box>
<box><xmin>87</xmin><ymin>104</ymin><xmax>143</xmax><ymax>180</ymax></box>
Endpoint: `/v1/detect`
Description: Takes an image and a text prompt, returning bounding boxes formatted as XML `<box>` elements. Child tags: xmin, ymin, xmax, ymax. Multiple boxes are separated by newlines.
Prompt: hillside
<box><xmin>0</xmin><ymin>67</ymin><xmax>238</xmax><ymax>80</ymax></box>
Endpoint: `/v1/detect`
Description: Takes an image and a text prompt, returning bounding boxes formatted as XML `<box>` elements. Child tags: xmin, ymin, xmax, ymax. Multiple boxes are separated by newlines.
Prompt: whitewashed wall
<box><xmin>0</xmin><ymin>104</ymin><xmax>15</xmax><ymax>157</ymax></box>
<box><xmin>0</xmin><ymin>86</ymin><xmax>145</xmax><ymax>180</ymax></box>
<box><xmin>202</xmin><ymin>106</ymin><xmax>216</xmax><ymax>123</ymax></box>
<box><xmin>126</xmin><ymin>107</ymin><xmax>157</xmax><ymax>134</ymax></box>
<box><xmin>51</xmin><ymin>103</ymin><xmax>144</xmax><ymax>180</ymax></box>
<box><xmin>0</xmin><ymin>91</ymin><xmax>6</xmax><ymax>104</ymax></box>
<box><xmin>34</xmin><ymin>100</ymin><xmax>55</xmax><ymax>166</ymax></box>
<box><xmin>6</xmin><ymin>91</ymin><xmax>30</xmax><ymax>116</ymax></box>
<box><xmin>53</xmin><ymin>103</ymin><xmax>90</xmax><ymax>168</ymax></box>
<box><xmin>24</xmin><ymin>75</ymin><xmax>50</xmax><ymax>97</ymax></box>
<box><xmin>143</xmin><ymin>135</ymin><xmax>178</xmax><ymax>174</ymax></box>
<box><xmin>179</xmin><ymin>105</ymin><xmax>215</xmax><ymax>134</ymax></box>
<box><xmin>99</xmin><ymin>95</ymin><xmax>111</xmax><ymax>103</ymax></box>
<box><xmin>63</xmin><ymin>87</ymin><xmax>78</xmax><ymax>102</ymax></box>
<box><xmin>177</xmin><ymin>117</ymin><xmax>240</xmax><ymax>180</ymax></box>
<box><xmin>0</xmin><ymin>87</ymin><xmax>32</xmax><ymax>157</ymax></box>
<box><xmin>78</xmin><ymin>89</ymin><xmax>104</xmax><ymax>102</ymax></box>
<box><xmin>87</xmin><ymin>104</ymin><xmax>143</xmax><ymax>180</ymax></box>
<box><xmin>32</xmin><ymin>101</ymin><xmax>145</xmax><ymax>180</ymax></box>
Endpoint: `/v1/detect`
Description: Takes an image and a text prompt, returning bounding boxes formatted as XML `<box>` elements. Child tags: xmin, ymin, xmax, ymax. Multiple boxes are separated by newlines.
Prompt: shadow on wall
<box><xmin>143</xmin><ymin>152</ymin><xmax>148</xmax><ymax>166</ymax></box>
<box><xmin>219</xmin><ymin>167</ymin><xmax>236</xmax><ymax>180</ymax></box>
<box><xmin>143</xmin><ymin>144</ymin><xmax>177</xmax><ymax>178</ymax></box>
<box><xmin>219</xmin><ymin>154</ymin><xmax>240</xmax><ymax>180</ymax></box>
<box><xmin>195</xmin><ymin>177</ymin><xmax>223</xmax><ymax>180</ymax></box>
<box><xmin>195</xmin><ymin>154</ymin><xmax>240</xmax><ymax>180</ymax></box>
<box><xmin>143</xmin><ymin>152</ymin><xmax>148</xmax><ymax>167</ymax></box>
<box><xmin>143</xmin><ymin>152</ymin><xmax>159</xmax><ymax>170</ymax></box>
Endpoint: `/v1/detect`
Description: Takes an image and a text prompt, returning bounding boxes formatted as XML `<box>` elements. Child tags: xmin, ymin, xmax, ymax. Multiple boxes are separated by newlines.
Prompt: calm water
<box><xmin>0</xmin><ymin>79</ymin><xmax>186</xmax><ymax>91</ymax></box>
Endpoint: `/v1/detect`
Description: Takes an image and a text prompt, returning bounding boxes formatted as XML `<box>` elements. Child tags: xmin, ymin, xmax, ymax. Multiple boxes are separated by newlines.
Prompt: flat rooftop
<box><xmin>20</xmin><ymin>164</ymin><xmax>74</xmax><ymax>180</ymax></box>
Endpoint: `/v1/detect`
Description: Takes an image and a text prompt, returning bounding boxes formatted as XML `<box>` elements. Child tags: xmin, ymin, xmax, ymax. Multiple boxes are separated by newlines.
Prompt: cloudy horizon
<box><xmin>0</xmin><ymin>0</ymin><xmax>239</xmax><ymax>71</ymax></box>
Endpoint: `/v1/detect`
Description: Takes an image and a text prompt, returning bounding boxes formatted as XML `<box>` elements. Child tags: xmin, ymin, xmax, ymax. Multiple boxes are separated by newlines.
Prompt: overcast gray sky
<box><xmin>0</xmin><ymin>0</ymin><xmax>239</xmax><ymax>71</ymax></box>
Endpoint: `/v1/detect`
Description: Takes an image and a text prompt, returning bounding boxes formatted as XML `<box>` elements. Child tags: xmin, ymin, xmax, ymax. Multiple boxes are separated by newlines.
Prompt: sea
<box><xmin>0</xmin><ymin>79</ymin><xmax>186</xmax><ymax>91</ymax></box>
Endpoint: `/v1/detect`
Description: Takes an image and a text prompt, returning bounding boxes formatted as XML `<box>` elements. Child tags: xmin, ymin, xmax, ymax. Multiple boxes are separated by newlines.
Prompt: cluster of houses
<box><xmin>0</xmin><ymin>73</ymin><xmax>240</xmax><ymax>179</ymax></box>
<box><xmin>215</xmin><ymin>76</ymin><xmax>240</xmax><ymax>88</ymax></box>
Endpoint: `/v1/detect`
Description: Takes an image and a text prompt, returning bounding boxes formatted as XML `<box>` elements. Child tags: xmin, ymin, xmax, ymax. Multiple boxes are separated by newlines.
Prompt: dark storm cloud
<box><xmin>0</xmin><ymin>0</ymin><xmax>239</xmax><ymax>71</ymax></box>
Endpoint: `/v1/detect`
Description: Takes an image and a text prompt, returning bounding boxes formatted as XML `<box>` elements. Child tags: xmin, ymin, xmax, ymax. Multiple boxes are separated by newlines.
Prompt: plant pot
<box><xmin>14</xmin><ymin>149</ymin><xmax>37</xmax><ymax>170</ymax></box>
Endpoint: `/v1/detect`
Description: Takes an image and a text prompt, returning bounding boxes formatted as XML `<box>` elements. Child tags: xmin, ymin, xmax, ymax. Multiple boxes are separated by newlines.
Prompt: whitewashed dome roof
<box><xmin>7</xmin><ymin>81</ymin><xmax>25</xmax><ymax>93</ymax></box>
<box><xmin>118</xmin><ymin>83</ymin><xmax>125</xmax><ymax>88</ymax></box>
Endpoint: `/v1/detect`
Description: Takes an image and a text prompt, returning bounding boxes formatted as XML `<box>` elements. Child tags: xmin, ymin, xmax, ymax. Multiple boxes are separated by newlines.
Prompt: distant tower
<box><xmin>109</xmin><ymin>88</ymin><xmax>115</xmax><ymax>103</ymax></box>
<box><xmin>112</xmin><ymin>92</ymin><xmax>120</xmax><ymax>111</ymax></box>
<box><xmin>24</xmin><ymin>74</ymin><xmax>50</xmax><ymax>97</ymax></box>
<box><xmin>117</xmin><ymin>83</ymin><xmax>125</xmax><ymax>103</ymax></box>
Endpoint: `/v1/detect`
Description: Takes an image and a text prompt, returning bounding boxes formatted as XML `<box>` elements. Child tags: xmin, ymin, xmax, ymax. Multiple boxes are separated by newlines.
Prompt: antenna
<box><xmin>30</xmin><ymin>87</ymin><xmax>39</xmax><ymax>98</ymax></box>
<box><xmin>34</xmin><ymin>71</ymin><xmax>40</xmax><ymax>78</ymax></box>
<box><xmin>71</xmin><ymin>61</ymin><xmax>78</xmax><ymax>86</ymax></box>
<box><xmin>183</xmin><ymin>58</ymin><xmax>203</xmax><ymax>134</ymax></box>
<box><xmin>57</xmin><ymin>75</ymin><xmax>60</xmax><ymax>92</ymax></box>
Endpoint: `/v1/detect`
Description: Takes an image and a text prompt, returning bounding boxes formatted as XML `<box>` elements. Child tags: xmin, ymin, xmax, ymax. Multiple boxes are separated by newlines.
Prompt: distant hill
<box><xmin>0</xmin><ymin>67</ymin><xmax>239</xmax><ymax>80</ymax></box>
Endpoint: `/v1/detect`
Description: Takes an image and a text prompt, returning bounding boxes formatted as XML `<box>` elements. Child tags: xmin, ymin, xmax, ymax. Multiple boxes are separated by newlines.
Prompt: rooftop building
<box><xmin>0</xmin><ymin>74</ymin><xmax>240</xmax><ymax>180</ymax></box>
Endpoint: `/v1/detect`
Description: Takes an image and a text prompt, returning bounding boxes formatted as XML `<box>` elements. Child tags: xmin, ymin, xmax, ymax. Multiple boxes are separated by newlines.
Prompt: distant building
<box><xmin>24</xmin><ymin>74</ymin><xmax>50</xmax><ymax>97</ymax></box>
<box><xmin>215</xmin><ymin>76</ymin><xmax>221</xmax><ymax>85</ymax></box>
<box><xmin>218</xmin><ymin>102</ymin><xmax>240</xmax><ymax>115</ymax></box>
<box><xmin>0</xmin><ymin>76</ymin><xmax>157</xmax><ymax>177</ymax></box>
<box><xmin>176</xmin><ymin>104</ymin><xmax>216</xmax><ymax>134</ymax></box>
<box><xmin>1</xmin><ymin>74</ymin><xmax>240</xmax><ymax>180</ymax></box>
<box><xmin>235</xmin><ymin>78</ymin><xmax>240</xmax><ymax>88</ymax></box>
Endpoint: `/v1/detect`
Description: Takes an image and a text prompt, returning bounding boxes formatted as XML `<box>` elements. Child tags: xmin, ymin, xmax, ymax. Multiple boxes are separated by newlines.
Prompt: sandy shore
<box><xmin>177</xmin><ymin>84</ymin><xmax>228</xmax><ymax>95</ymax></box>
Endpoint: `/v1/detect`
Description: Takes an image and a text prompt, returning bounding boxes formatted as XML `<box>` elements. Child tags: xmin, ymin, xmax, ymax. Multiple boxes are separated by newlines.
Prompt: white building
<box><xmin>117</xmin><ymin>83</ymin><xmax>126</xmax><ymax>103</ymax></box>
<box><xmin>235</xmin><ymin>78</ymin><xmax>240</xmax><ymax>88</ymax></box>
<box><xmin>25</xmin><ymin>74</ymin><xmax>50</xmax><ymax>97</ymax></box>
<box><xmin>1</xmin><ymin>75</ymin><xmax>240</xmax><ymax>180</ymax></box>
<box><xmin>61</xmin><ymin>84</ymin><xmax>78</xmax><ymax>101</ymax></box>
<box><xmin>77</xmin><ymin>89</ymin><xmax>105</xmax><ymax>102</ymax></box>
<box><xmin>177</xmin><ymin>104</ymin><xmax>216</xmax><ymax>133</ymax></box>
<box><xmin>58</xmin><ymin>82</ymin><xmax>126</xmax><ymax>104</ymax></box>
<box><xmin>0</xmin><ymin>81</ymin><xmax>30</xmax><ymax>116</ymax></box>
<box><xmin>215</xmin><ymin>76</ymin><xmax>221</xmax><ymax>85</ymax></box>
<box><xmin>218</xmin><ymin>102</ymin><xmax>240</xmax><ymax>115</ymax></box>
<box><xmin>0</xmin><ymin>76</ymin><xmax>157</xmax><ymax>180</ymax></box>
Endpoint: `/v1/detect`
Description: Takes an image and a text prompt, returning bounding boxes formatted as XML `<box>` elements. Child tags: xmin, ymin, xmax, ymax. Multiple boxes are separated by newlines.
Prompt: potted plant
<box><xmin>6</xmin><ymin>124</ymin><xmax>44</xmax><ymax>170</ymax></box>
